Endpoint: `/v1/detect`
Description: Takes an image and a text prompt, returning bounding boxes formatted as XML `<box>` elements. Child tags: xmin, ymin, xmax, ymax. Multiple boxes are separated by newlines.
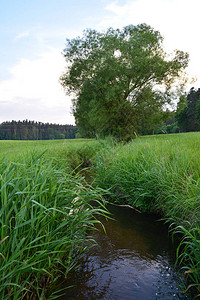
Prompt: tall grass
<box><xmin>94</xmin><ymin>132</ymin><xmax>200</xmax><ymax>295</ymax></box>
<box><xmin>0</xmin><ymin>151</ymin><xmax>107</xmax><ymax>299</ymax></box>
<box><xmin>169</xmin><ymin>221</ymin><xmax>200</xmax><ymax>296</ymax></box>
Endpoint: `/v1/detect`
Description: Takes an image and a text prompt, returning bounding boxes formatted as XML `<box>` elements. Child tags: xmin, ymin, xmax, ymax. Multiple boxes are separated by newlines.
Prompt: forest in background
<box><xmin>154</xmin><ymin>87</ymin><xmax>200</xmax><ymax>134</ymax></box>
<box><xmin>0</xmin><ymin>120</ymin><xmax>76</xmax><ymax>140</ymax></box>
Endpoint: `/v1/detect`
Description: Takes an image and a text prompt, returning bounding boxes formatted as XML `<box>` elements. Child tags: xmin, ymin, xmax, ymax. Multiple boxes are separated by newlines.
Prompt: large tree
<box><xmin>60</xmin><ymin>23</ymin><xmax>189</xmax><ymax>140</ymax></box>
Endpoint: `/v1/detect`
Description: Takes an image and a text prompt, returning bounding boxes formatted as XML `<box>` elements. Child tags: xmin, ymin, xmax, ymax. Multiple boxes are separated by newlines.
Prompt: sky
<box><xmin>0</xmin><ymin>0</ymin><xmax>200</xmax><ymax>125</ymax></box>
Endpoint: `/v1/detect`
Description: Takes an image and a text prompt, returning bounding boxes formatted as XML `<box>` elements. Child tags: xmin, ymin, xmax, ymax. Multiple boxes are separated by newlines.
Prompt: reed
<box><xmin>0</xmin><ymin>151</ymin><xmax>107</xmax><ymax>299</ymax></box>
<box><xmin>168</xmin><ymin>222</ymin><xmax>200</xmax><ymax>296</ymax></box>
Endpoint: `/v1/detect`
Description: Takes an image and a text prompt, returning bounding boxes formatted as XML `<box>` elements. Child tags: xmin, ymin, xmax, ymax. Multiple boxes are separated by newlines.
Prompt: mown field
<box><xmin>0</xmin><ymin>138</ymin><xmax>96</xmax><ymax>159</ymax></box>
<box><xmin>0</xmin><ymin>134</ymin><xmax>200</xmax><ymax>297</ymax></box>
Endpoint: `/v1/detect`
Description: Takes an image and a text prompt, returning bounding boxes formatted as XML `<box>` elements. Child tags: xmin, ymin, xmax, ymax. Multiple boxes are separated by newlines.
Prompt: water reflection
<box><xmin>60</xmin><ymin>204</ymin><xmax>191</xmax><ymax>299</ymax></box>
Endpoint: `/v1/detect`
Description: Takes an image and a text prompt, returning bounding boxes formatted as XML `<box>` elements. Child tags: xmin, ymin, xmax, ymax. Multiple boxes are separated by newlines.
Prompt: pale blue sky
<box><xmin>0</xmin><ymin>0</ymin><xmax>108</xmax><ymax>80</ymax></box>
<box><xmin>0</xmin><ymin>0</ymin><xmax>200</xmax><ymax>125</ymax></box>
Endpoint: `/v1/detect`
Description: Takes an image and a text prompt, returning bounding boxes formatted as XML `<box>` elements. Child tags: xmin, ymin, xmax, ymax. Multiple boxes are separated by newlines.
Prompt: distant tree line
<box><xmin>0</xmin><ymin>120</ymin><xmax>76</xmax><ymax>140</ymax></box>
<box><xmin>154</xmin><ymin>88</ymin><xmax>200</xmax><ymax>134</ymax></box>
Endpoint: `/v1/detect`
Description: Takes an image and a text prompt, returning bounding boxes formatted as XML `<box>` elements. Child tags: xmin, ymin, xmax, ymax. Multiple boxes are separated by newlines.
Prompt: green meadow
<box><xmin>0</xmin><ymin>139</ymin><xmax>96</xmax><ymax>159</ymax></box>
<box><xmin>0</xmin><ymin>134</ymin><xmax>200</xmax><ymax>297</ymax></box>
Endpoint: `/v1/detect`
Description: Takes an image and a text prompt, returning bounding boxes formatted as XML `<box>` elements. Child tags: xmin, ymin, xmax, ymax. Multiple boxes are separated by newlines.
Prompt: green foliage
<box><xmin>195</xmin><ymin>100</ymin><xmax>200</xmax><ymax>125</ymax></box>
<box><xmin>154</xmin><ymin>123</ymin><xmax>180</xmax><ymax>134</ymax></box>
<box><xmin>176</xmin><ymin>88</ymin><xmax>200</xmax><ymax>132</ymax></box>
<box><xmin>0</xmin><ymin>151</ymin><xmax>107</xmax><ymax>299</ymax></box>
<box><xmin>61</xmin><ymin>24</ymin><xmax>189</xmax><ymax>140</ymax></box>
<box><xmin>176</xmin><ymin>94</ymin><xmax>188</xmax><ymax>114</ymax></box>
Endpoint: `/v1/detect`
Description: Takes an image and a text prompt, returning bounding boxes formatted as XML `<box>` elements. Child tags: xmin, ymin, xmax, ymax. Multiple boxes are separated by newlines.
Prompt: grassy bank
<box><xmin>0</xmin><ymin>149</ymin><xmax>107</xmax><ymax>299</ymax></box>
<box><xmin>94</xmin><ymin>132</ymin><xmax>200</xmax><ymax>295</ymax></box>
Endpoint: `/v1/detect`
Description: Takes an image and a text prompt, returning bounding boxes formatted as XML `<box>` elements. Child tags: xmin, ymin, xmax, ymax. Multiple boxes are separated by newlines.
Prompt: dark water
<box><xmin>60</xmin><ymin>204</ymin><xmax>191</xmax><ymax>300</ymax></box>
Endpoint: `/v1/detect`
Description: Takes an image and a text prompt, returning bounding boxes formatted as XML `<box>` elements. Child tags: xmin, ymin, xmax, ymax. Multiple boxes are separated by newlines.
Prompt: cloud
<box><xmin>99</xmin><ymin>0</ymin><xmax>200</xmax><ymax>87</ymax></box>
<box><xmin>0</xmin><ymin>48</ymin><xmax>74</xmax><ymax>124</ymax></box>
<box><xmin>14</xmin><ymin>31</ymin><xmax>30</xmax><ymax>41</ymax></box>
<box><xmin>101</xmin><ymin>0</ymin><xmax>193</xmax><ymax>49</ymax></box>
<box><xmin>0</xmin><ymin>97</ymin><xmax>72</xmax><ymax>124</ymax></box>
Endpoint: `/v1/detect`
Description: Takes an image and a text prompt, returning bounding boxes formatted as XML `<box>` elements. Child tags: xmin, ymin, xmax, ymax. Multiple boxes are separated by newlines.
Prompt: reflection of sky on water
<box><xmin>60</xmin><ymin>205</ymin><xmax>191</xmax><ymax>300</ymax></box>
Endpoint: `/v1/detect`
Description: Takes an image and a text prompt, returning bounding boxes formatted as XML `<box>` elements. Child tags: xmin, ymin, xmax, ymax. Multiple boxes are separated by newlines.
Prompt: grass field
<box><xmin>0</xmin><ymin>139</ymin><xmax>96</xmax><ymax>158</ymax></box>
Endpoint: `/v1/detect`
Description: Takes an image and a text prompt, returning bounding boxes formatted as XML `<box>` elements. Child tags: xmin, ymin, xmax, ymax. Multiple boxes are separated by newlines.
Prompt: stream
<box><xmin>59</xmin><ymin>204</ymin><xmax>191</xmax><ymax>299</ymax></box>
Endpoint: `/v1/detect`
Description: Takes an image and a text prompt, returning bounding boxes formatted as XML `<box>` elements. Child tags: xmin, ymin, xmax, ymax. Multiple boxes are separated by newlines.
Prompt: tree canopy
<box><xmin>60</xmin><ymin>23</ymin><xmax>189</xmax><ymax>140</ymax></box>
<box><xmin>176</xmin><ymin>88</ymin><xmax>200</xmax><ymax>132</ymax></box>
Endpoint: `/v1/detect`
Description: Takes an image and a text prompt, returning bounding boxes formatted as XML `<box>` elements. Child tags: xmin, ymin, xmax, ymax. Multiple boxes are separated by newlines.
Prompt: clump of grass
<box><xmin>50</xmin><ymin>137</ymin><xmax>116</xmax><ymax>172</ymax></box>
<box><xmin>64</xmin><ymin>143</ymin><xmax>102</xmax><ymax>171</ymax></box>
<box><xmin>169</xmin><ymin>222</ymin><xmax>200</xmax><ymax>296</ymax></box>
<box><xmin>0</xmin><ymin>151</ymin><xmax>107</xmax><ymax>299</ymax></box>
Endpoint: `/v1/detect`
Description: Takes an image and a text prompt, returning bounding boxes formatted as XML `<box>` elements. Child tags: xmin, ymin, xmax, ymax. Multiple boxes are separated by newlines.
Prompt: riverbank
<box><xmin>93</xmin><ymin>133</ymin><xmax>200</xmax><ymax>296</ymax></box>
<box><xmin>0</xmin><ymin>150</ymin><xmax>107</xmax><ymax>299</ymax></box>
